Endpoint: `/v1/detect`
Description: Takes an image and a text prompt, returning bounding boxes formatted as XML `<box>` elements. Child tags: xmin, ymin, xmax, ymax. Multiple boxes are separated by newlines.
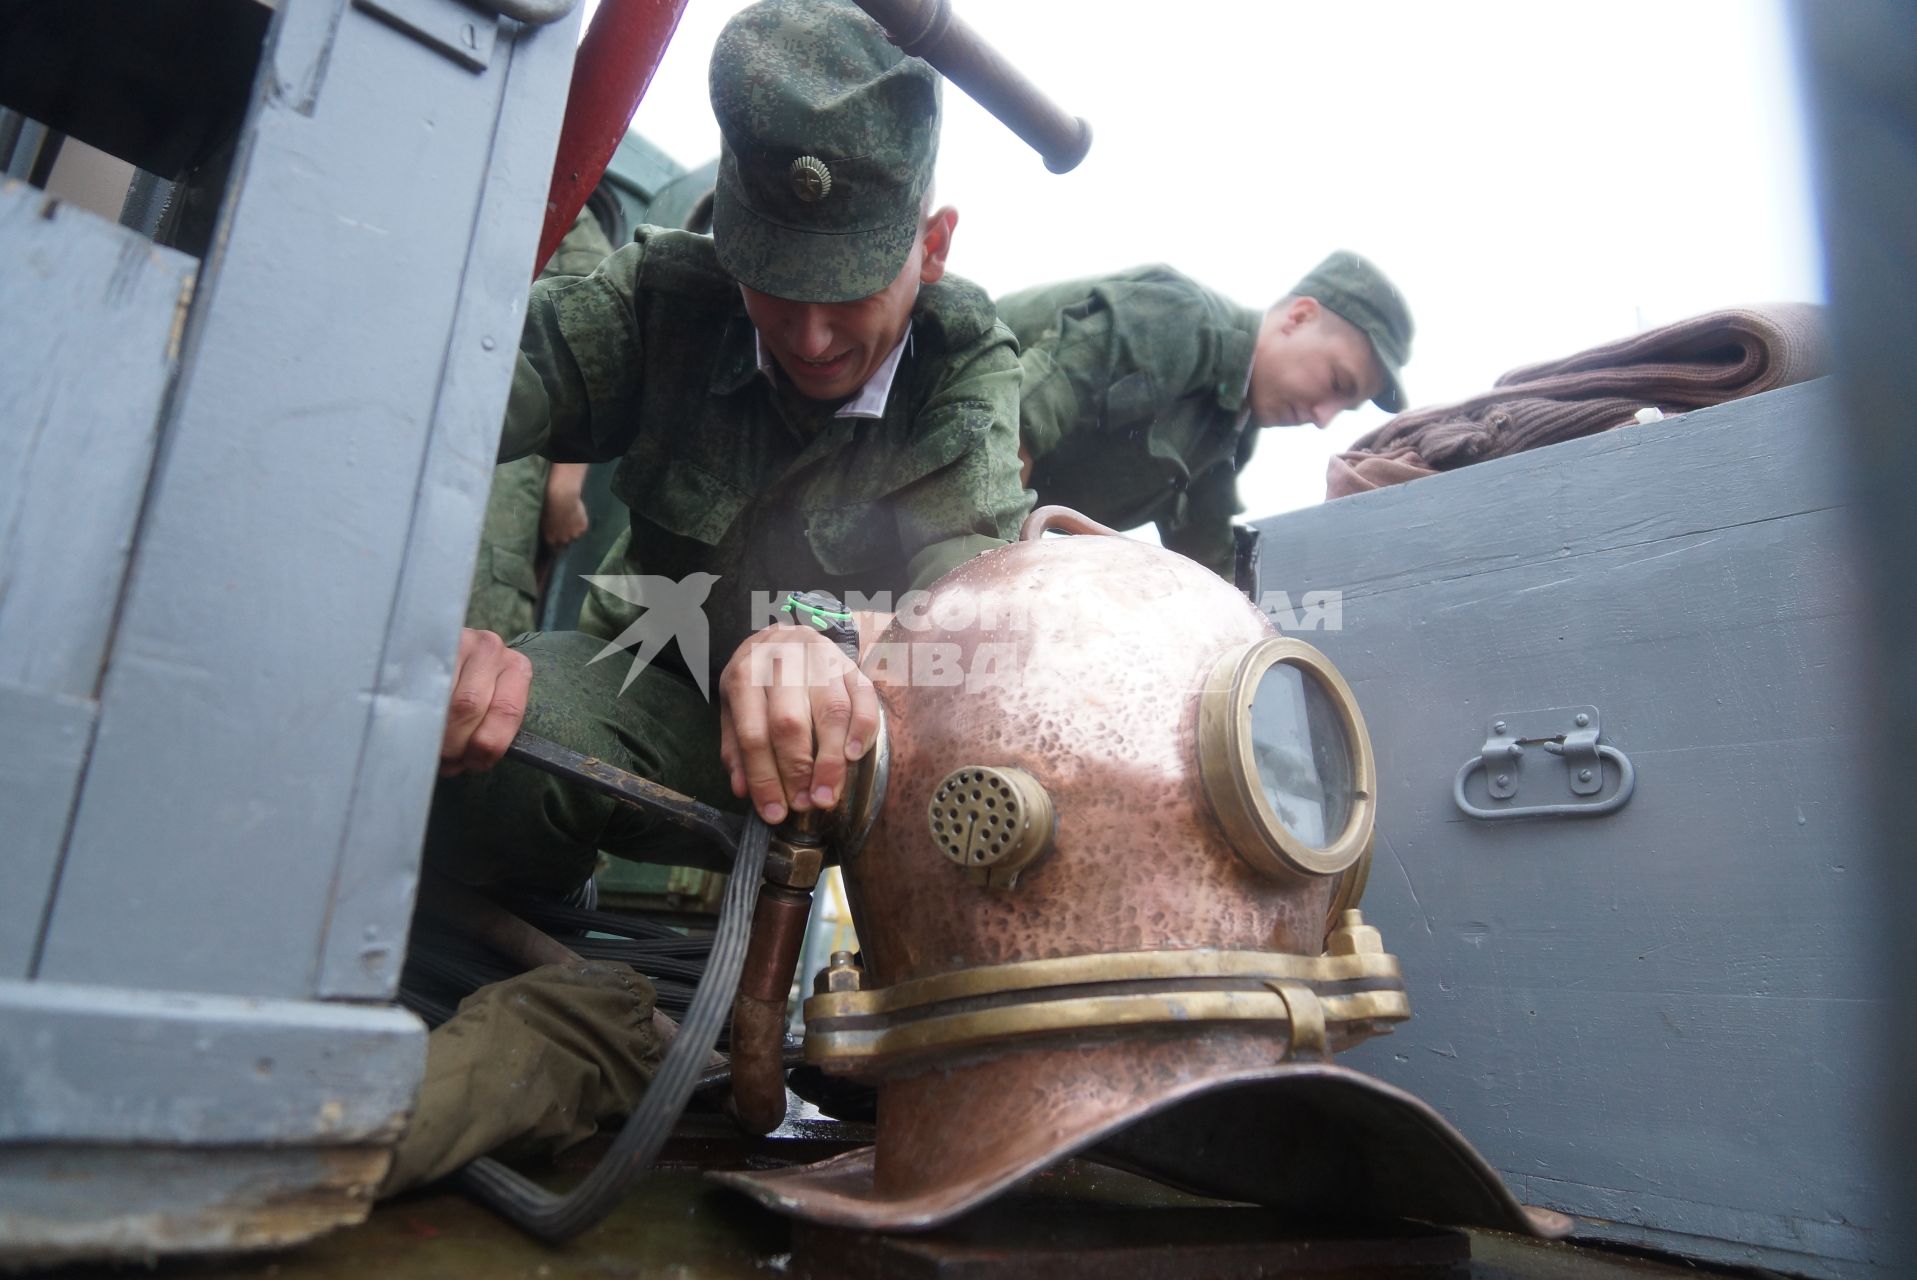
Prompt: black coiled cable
<box><xmin>454</xmin><ymin>813</ymin><xmax>770</xmax><ymax>1242</ymax></box>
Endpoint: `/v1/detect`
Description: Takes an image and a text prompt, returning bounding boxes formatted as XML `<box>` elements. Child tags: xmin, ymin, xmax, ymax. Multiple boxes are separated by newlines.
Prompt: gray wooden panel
<box><xmin>0</xmin><ymin>685</ymin><xmax>93</xmax><ymax>977</ymax></box>
<box><xmin>1259</xmin><ymin>381</ymin><xmax>1886</xmax><ymax>1275</ymax></box>
<box><xmin>1256</xmin><ymin>380</ymin><xmax>1842</xmax><ymax>602</ymax></box>
<box><xmin>0</xmin><ymin>977</ymin><xmax>422</xmax><ymax>1144</ymax></box>
<box><xmin>1373</xmin><ymin>990</ymin><xmax>1875</xmax><ymax>1271</ymax></box>
<box><xmin>315</xmin><ymin>3</ymin><xmax>578</xmax><ymax>999</ymax></box>
<box><xmin>36</xmin><ymin>0</ymin><xmax>567</xmax><ymax>996</ymax></box>
<box><xmin>0</xmin><ymin>182</ymin><xmax>192</xmax><ymax>699</ymax></box>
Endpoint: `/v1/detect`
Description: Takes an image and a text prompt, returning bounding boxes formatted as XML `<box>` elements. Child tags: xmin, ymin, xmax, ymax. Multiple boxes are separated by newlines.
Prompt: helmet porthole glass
<box><xmin>1249</xmin><ymin>662</ymin><xmax>1355</xmax><ymax>850</ymax></box>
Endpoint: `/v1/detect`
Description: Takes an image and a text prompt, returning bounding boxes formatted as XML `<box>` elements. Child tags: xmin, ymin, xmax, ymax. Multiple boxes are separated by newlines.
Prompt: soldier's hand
<box><xmin>540</xmin><ymin>461</ymin><xmax>591</xmax><ymax>549</ymax></box>
<box><xmin>541</xmin><ymin>493</ymin><xmax>590</xmax><ymax>549</ymax></box>
<box><xmin>718</xmin><ymin>624</ymin><xmax>879</xmax><ymax>824</ymax></box>
<box><xmin>440</xmin><ymin>627</ymin><xmax>532</xmax><ymax>776</ymax></box>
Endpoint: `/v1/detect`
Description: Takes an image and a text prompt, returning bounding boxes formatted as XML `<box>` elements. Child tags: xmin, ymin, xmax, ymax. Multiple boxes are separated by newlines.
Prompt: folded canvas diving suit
<box><xmin>1327</xmin><ymin>303</ymin><xmax>1830</xmax><ymax>498</ymax></box>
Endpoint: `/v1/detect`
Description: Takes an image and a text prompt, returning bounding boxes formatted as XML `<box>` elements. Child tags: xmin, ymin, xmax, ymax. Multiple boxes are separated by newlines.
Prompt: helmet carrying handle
<box><xmin>1019</xmin><ymin>504</ymin><xmax>1126</xmax><ymax>541</ymax></box>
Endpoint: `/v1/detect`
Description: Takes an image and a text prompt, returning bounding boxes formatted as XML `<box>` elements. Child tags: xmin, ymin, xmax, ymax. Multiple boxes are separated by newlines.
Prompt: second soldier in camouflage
<box><xmin>998</xmin><ymin>251</ymin><xmax>1413</xmax><ymax>578</ymax></box>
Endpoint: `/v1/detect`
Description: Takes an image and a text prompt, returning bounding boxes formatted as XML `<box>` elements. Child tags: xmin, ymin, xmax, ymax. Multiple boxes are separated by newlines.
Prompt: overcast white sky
<box><xmin>607</xmin><ymin>0</ymin><xmax>1825</xmax><ymax>520</ymax></box>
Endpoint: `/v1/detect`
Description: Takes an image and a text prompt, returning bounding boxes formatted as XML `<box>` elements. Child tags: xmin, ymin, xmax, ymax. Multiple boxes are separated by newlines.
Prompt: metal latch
<box><xmin>1454</xmin><ymin>705</ymin><xmax>1635</xmax><ymax>820</ymax></box>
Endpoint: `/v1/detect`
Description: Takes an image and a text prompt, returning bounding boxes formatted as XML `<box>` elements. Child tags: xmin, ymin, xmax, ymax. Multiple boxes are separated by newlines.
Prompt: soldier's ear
<box><xmin>918</xmin><ymin>206</ymin><xmax>958</xmax><ymax>285</ymax></box>
<box><xmin>1282</xmin><ymin>295</ymin><xmax>1321</xmax><ymax>332</ymax></box>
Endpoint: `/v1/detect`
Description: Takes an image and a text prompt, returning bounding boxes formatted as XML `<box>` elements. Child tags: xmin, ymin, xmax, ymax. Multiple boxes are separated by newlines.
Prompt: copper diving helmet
<box><xmin>717</xmin><ymin>509</ymin><xmax>1568</xmax><ymax>1237</ymax></box>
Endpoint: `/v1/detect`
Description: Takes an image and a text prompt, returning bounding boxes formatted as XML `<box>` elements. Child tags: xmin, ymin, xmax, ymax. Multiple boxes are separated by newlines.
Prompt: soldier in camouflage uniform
<box><xmin>392</xmin><ymin>0</ymin><xmax>1029</xmax><ymax>1195</ymax></box>
<box><xmin>462</xmin><ymin>203</ymin><xmax>617</xmax><ymax>640</ymax></box>
<box><xmin>435</xmin><ymin>0</ymin><xmax>1027</xmax><ymax>886</ymax></box>
<box><xmin>996</xmin><ymin>253</ymin><xmax>1414</xmax><ymax>579</ymax></box>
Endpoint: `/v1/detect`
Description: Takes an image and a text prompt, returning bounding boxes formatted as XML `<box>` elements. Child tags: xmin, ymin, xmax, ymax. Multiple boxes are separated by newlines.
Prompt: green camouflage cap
<box><xmin>709</xmin><ymin>0</ymin><xmax>940</xmax><ymax>304</ymax></box>
<box><xmin>1288</xmin><ymin>250</ymin><xmax>1415</xmax><ymax>414</ymax></box>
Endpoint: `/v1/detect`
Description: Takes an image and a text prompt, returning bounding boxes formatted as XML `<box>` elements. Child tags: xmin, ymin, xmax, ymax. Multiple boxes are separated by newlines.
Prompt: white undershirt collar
<box><xmin>754</xmin><ymin>321</ymin><xmax>914</xmax><ymax>419</ymax></box>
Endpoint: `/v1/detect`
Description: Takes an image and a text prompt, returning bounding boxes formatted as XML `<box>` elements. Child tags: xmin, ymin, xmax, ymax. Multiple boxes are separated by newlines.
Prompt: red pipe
<box><xmin>535</xmin><ymin>0</ymin><xmax>691</xmax><ymax>275</ymax></box>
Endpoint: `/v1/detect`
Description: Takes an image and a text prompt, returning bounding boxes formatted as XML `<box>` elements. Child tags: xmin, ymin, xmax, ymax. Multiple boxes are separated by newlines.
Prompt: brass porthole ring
<box><xmin>1196</xmin><ymin>637</ymin><xmax>1376</xmax><ymax>882</ymax></box>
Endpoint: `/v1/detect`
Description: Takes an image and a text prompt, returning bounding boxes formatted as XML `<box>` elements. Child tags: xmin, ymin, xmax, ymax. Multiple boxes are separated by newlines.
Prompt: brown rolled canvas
<box><xmin>1326</xmin><ymin>303</ymin><xmax>1830</xmax><ymax>499</ymax></box>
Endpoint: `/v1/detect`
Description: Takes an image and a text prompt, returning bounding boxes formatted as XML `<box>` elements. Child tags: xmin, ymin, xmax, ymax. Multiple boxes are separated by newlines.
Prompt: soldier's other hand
<box><xmin>718</xmin><ymin>624</ymin><xmax>879</xmax><ymax>825</ymax></box>
<box><xmin>541</xmin><ymin>493</ymin><xmax>590</xmax><ymax>549</ymax></box>
<box><xmin>540</xmin><ymin>461</ymin><xmax>591</xmax><ymax>549</ymax></box>
<box><xmin>441</xmin><ymin>627</ymin><xmax>531</xmax><ymax>776</ymax></box>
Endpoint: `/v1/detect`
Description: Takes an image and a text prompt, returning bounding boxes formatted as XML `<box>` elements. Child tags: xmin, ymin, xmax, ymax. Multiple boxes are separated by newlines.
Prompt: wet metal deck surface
<box><xmin>38</xmin><ymin>1123</ymin><xmax>1773</xmax><ymax>1280</ymax></box>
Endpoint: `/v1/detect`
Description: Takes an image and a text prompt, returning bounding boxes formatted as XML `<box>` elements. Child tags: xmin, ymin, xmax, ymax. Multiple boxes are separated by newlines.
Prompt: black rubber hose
<box><xmin>513</xmin><ymin>899</ymin><xmax>710</xmax><ymax>944</ymax></box>
<box><xmin>455</xmin><ymin>813</ymin><xmax>770</xmax><ymax>1242</ymax></box>
<box><xmin>401</xmin><ymin>870</ymin><xmax>727</xmax><ymax>1028</ymax></box>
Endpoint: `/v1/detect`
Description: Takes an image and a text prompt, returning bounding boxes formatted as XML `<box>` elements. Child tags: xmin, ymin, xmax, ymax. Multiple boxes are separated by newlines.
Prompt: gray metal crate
<box><xmin>1253</xmin><ymin>377</ymin><xmax>1883</xmax><ymax>1276</ymax></box>
<box><xmin>1</xmin><ymin>0</ymin><xmax>579</xmax><ymax>1258</ymax></box>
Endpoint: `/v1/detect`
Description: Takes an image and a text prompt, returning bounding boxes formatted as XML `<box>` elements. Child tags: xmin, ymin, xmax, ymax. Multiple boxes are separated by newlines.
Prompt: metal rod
<box><xmin>419</xmin><ymin>870</ymin><xmax>585</xmax><ymax>969</ymax></box>
<box><xmin>851</xmin><ymin>0</ymin><xmax>1091</xmax><ymax>174</ymax></box>
<box><xmin>504</xmin><ymin>728</ymin><xmax>744</xmax><ymax>850</ymax></box>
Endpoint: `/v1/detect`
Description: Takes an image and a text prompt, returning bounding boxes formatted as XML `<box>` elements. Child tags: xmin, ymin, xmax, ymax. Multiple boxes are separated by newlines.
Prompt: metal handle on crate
<box><xmin>1454</xmin><ymin>742</ymin><xmax>1636</xmax><ymax>820</ymax></box>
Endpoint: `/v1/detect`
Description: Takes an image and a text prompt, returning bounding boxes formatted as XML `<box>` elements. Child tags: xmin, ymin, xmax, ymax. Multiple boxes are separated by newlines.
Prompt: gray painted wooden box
<box><xmin>0</xmin><ymin>0</ymin><xmax>579</xmax><ymax>1258</ymax></box>
<box><xmin>1252</xmin><ymin>378</ymin><xmax>1883</xmax><ymax>1277</ymax></box>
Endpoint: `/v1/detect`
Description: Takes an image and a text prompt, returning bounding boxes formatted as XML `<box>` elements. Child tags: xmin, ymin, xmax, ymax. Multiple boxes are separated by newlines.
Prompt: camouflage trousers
<box><xmin>424</xmin><ymin>630</ymin><xmax>739</xmax><ymax>894</ymax></box>
<box><xmin>380</xmin><ymin>962</ymin><xmax>663</xmax><ymax>1196</ymax></box>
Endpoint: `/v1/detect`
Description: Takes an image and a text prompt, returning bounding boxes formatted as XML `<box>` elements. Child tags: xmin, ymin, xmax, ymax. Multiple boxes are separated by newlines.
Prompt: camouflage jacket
<box><xmin>996</xmin><ymin>266</ymin><xmax>1262</xmax><ymax>579</ymax></box>
<box><xmin>502</xmin><ymin>226</ymin><xmax>1030</xmax><ymax>679</ymax></box>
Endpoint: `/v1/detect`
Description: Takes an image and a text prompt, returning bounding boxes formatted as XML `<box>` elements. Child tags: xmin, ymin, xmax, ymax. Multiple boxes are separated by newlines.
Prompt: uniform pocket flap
<box><xmin>614</xmin><ymin>447</ymin><xmax>750</xmax><ymax>547</ymax></box>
